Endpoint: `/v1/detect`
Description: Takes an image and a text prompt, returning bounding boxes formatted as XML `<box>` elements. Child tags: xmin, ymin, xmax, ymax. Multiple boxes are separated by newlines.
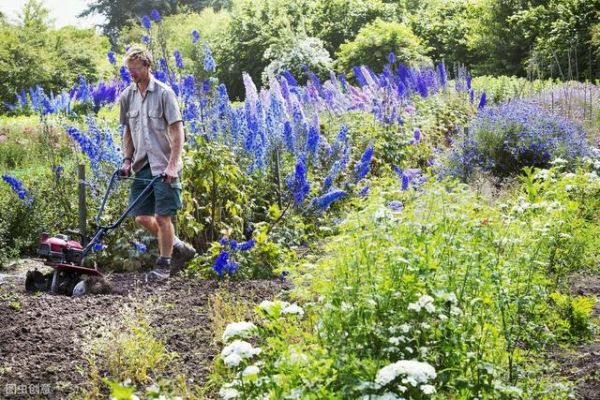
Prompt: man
<box><xmin>119</xmin><ymin>45</ymin><xmax>195</xmax><ymax>280</ymax></box>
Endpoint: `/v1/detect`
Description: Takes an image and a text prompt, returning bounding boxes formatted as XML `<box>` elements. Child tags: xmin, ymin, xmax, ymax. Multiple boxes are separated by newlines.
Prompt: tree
<box><xmin>310</xmin><ymin>0</ymin><xmax>399</xmax><ymax>55</ymax></box>
<box><xmin>409</xmin><ymin>0</ymin><xmax>474</xmax><ymax>69</ymax></box>
<box><xmin>262</xmin><ymin>32</ymin><xmax>333</xmax><ymax>84</ymax></box>
<box><xmin>215</xmin><ymin>0</ymin><xmax>318</xmax><ymax>98</ymax></box>
<box><xmin>521</xmin><ymin>0</ymin><xmax>600</xmax><ymax>80</ymax></box>
<box><xmin>0</xmin><ymin>1</ymin><xmax>111</xmax><ymax>111</ymax></box>
<box><xmin>335</xmin><ymin>19</ymin><xmax>431</xmax><ymax>74</ymax></box>
<box><xmin>80</xmin><ymin>0</ymin><xmax>231</xmax><ymax>45</ymax></box>
<box><xmin>467</xmin><ymin>0</ymin><xmax>546</xmax><ymax>77</ymax></box>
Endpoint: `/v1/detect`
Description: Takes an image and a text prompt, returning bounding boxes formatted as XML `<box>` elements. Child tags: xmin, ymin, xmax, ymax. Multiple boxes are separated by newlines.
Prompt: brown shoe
<box><xmin>170</xmin><ymin>241</ymin><xmax>196</xmax><ymax>276</ymax></box>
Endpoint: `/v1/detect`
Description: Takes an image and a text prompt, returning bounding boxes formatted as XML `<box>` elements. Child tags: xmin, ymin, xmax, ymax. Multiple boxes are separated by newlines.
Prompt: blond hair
<box><xmin>123</xmin><ymin>45</ymin><xmax>153</xmax><ymax>67</ymax></box>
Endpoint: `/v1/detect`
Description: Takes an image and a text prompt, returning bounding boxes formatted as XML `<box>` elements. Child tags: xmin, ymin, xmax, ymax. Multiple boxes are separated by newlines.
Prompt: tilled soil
<box><xmin>0</xmin><ymin>259</ymin><xmax>288</xmax><ymax>399</ymax></box>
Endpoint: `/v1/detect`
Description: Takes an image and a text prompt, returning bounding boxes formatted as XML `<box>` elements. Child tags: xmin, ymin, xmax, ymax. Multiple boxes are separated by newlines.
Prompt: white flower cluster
<box><xmin>221</xmin><ymin>340</ymin><xmax>261</xmax><ymax>368</ymax></box>
<box><xmin>259</xmin><ymin>300</ymin><xmax>304</xmax><ymax>317</ymax></box>
<box><xmin>407</xmin><ymin>295</ymin><xmax>436</xmax><ymax>313</ymax></box>
<box><xmin>222</xmin><ymin>321</ymin><xmax>258</xmax><ymax>342</ymax></box>
<box><xmin>375</xmin><ymin>360</ymin><xmax>437</xmax><ymax>388</ymax></box>
<box><xmin>360</xmin><ymin>392</ymin><xmax>404</xmax><ymax>400</ymax></box>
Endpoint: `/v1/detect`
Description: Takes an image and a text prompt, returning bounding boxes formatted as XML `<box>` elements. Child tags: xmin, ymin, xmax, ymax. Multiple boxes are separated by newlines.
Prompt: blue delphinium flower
<box><xmin>41</xmin><ymin>95</ymin><xmax>55</xmax><ymax>115</ymax></box>
<box><xmin>388</xmin><ymin>200</ymin><xmax>403</xmax><ymax>211</ymax></box>
<box><xmin>16</xmin><ymin>89</ymin><xmax>27</xmax><ymax>107</ymax></box>
<box><xmin>93</xmin><ymin>242</ymin><xmax>105</xmax><ymax>251</ymax></box>
<box><xmin>311</xmin><ymin>190</ymin><xmax>346</xmax><ymax>212</ymax></box>
<box><xmin>174</xmin><ymin>49</ymin><xmax>184</xmax><ymax>69</ymax></box>
<box><xmin>2</xmin><ymin>175</ymin><xmax>33</xmax><ymax>206</ymax></box>
<box><xmin>281</xmin><ymin>70</ymin><xmax>298</xmax><ymax>87</ymax></box>
<box><xmin>413</xmin><ymin>128</ymin><xmax>421</xmax><ymax>143</ymax></box>
<box><xmin>107</xmin><ymin>51</ymin><xmax>116</xmax><ymax>65</ymax></box>
<box><xmin>338</xmin><ymin>74</ymin><xmax>348</xmax><ymax>91</ymax></box>
<box><xmin>416</xmin><ymin>74</ymin><xmax>429</xmax><ymax>97</ymax></box>
<box><xmin>132</xmin><ymin>241</ymin><xmax>147</xmax><ymax>253</ymax></box>
<box><xmin>119</xmin><ymin>66</ymin><xmax>132</xmax><ymax>85</ymax></box>
<box><xmin>283</xmin><ymin>121</ymin><xmax>295</xmax><ymax>153</ymax></box>
<box><xmin>238</xmin><ymin>239</ymin><xmax>256</xmax><ymax>251</ymax></box>
<box><xmin>478</xmin><ymin>91</ymin><xmax>487</xmax><ymax>110</ymax></box>
<box><xmin>142</xmin><ymin>35</ymin><xmax>150</xmax><ymax>44</ymax></box>
<box><xmin>182</xmin><ymin>74</ymin><xmax>196</xmax><ymax>98</ymax></box>
<box><xmin>90</xmin><ymin>80</ymin><xmax>118</xmax><ymax>112</ymax></box>
<box><xmin>353</xmin><ymin>66</ymin><xmax>367</xmax><ymax>87</ymax></box>
<box><xmin>75</xmin><ymin>75</ymin><xmax>92</xmax><ymax>103</ymax></box>
<box><xmin>225</xmin><ymin>260</ymin><xmax>239</xmax><ymax>274</ymax></box>
<box><xmin>150</xmin><ymin>9</ymin><xmax>161</xmax><ymax>22</ymax></box>
<box><xmin>387</xmin><ymin>52</ymin><xmax>397</xmax><ymax>64</ymax></box>
<box><xmin>153</xmin><ymin>70</ymin><xmax>168</xmax><ymax>83</ymax></box>
<box><xmin>141</xmin><ymin>15</ymin><xmax>151</xmax><ymax>30</ymax></box>
<box><xmin>437</xmin><ymin>62</ymin><xmax>447</xmax><ymax>88</ymax></box>
<box><xmin>354</xmin><ymin>142</ymin><xmax>374</xmax><ymax>182</ymax></box>
<box><xmin>359</xmin><ymin>186</ymin><xmax>370</xmax><ymax>197</ymax></box>
<box><xmin>213</xmin><ymin>250</ymin><xmax>229</xmax><ymax>276</ymax></box>
<box><xmin>29</xmin><ymin>86</ymin><xmax>43</xmax><ymax>111</ymax></box>
<box><xmin>201</xmin><ymin>79</ymin><xmax>210</xmax><ymax>94</ymax></box>
<box><xmin>192</xmin><ymin>30</ymin><xmax>200</xmax><ymax>44</ymax></box>
<box><xmin>203</xmin><ymin>44</ymin><xmax>216</xmax><ymax>72</ymax></box>
<box><xmin>217</xmin><ymin>84</ymin><xmax>231</xmax><ymax>119</ymax></box>
<box><xmin>219</xmin><ymin>237</ymin><xmax>228</xmax><ymax>246</ymax></box>
<box><xmin>307</xmin><ymin>124</ymin><xmax>320</xmax><ymax>157</ymax></box>
<box><xmin>288</xmin><ymin>154</ymin><xmax>310</xmax><ymax>207</ymax></box>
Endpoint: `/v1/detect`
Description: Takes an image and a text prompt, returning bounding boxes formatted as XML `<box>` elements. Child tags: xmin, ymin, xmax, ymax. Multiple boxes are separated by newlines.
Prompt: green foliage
<box><xmin>409</xmin><ymin>0</ymin><xmax>473</xmax><ymax>66</ymax></box>
<box><xmin>549</xmin><ymin>292</ymin><xmax>597</xmax><ymax>339</ymax></box>
<box><xmin>213</xmin><ymin>174</ymin><xmax>595</xmax><ymax>398</ymax></box>
<box><xmin>310</xmin><ymin>0</ymin><xmax>399</xmax><ymax>55</ymax></box>
<box><xmin>0</xmin><ymin>1</ymin><xmax>111</xmax><ymax>112</ymax></box>
<box><xmin>520</xmin><ymin>0</ymin><xmax>600</xmax><ymax>81</ymax></box>
<box><xmin>215</xmin><ymin>0</ymin><xmax>317</xmax><ymax>98</ymax></box>
<box><xmin>335</xmin><ymin>19</ymin><xmax>431</xmax><ymax>74</ymax></box>
<box><xmin>81</xmin><ymin>0</ymin><xmax>232</xmax><ymax>45</ymax></box>
<box><xmin>467</xmin><ymin>0</ymin><xmax>541</xmax><ymax>77</ymax></box>
<box><xmin>471</xmin><ymin>75</ymin><xmax>554</xmax><ymax>104</ymax></box>
<box><xmin>178</xmin><ymin>138</ymin><xmax>251</xmax><ymax>251</ymax></box>
<box><xmin>262</xmin><ymin>33</ymin><xmax>332</xmax><ymax>84</ymax></box>
<box><xmin>119</xmin><ymin>9</ymin><xmax>230</xmax><ymax>80</ymax></box>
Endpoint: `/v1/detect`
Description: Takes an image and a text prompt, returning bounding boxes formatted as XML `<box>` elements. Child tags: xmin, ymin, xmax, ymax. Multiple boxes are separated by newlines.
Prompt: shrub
<box><xmin>444</xmin><ymin>100</ymin><xmax>591</xmax><ymax>179</ymax></box>
<box><xmin>335</xmin><ymin>19</ymin><xmax>431</xmax><ymax>75</ymax></box>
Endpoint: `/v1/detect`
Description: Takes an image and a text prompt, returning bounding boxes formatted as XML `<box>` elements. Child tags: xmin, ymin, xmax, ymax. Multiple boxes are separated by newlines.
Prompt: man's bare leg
<box><xmin>135</xmin><ymin>215</ymin><xmax>173</xmax><ymax>258</ymax></box>
<box><xmin>155</xmin><ymin>215</ymin><xmax>174</xmax><ymax>258</ymax></box>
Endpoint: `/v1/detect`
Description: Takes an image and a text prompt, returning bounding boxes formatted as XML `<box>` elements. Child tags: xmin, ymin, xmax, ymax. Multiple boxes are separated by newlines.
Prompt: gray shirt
<box><xmin>119</xmin><ymin>75</ymin><xmax>183</xmax><ymax>175</ymax></box>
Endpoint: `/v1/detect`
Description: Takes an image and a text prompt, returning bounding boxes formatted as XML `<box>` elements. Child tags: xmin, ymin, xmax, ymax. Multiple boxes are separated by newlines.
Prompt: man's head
<box><xmin>124</xmin><ymin>45</ymin><xmax>153</xmax><ymax>84</ymax></box>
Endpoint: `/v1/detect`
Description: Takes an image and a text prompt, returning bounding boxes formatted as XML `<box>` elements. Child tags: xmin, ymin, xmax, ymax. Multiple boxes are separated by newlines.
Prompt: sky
<box><xmin>0</xmin><ymin>0</ymin><xmax>106</xmax><ymax>29</ymax></box>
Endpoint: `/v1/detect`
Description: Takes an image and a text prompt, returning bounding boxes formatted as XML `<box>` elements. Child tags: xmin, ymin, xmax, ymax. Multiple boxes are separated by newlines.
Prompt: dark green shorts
<box><xmin>128</xmin><ymin>164</ymin><xmax>182</xmax><ymax>217</ymax></box>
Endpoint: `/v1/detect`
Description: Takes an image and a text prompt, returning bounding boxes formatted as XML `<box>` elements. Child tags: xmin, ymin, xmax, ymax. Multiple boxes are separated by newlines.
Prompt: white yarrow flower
<box><xmin>222</xmin><ymin>322</ymin><xmax>257</xmax><ymax>342</ymax></box>
<box><xmin>408</xmin><ymin>295</ymin><xmax>436</xmax><ymax>313</ymax></box>
<box><xmin>221</xmin><ymin>340</ymin><xmax>261</xmax><ymax>361</ymax></box>
<box><xmin>242</xmin><ymin>364</ymin><xmax>260</xmax><ymax>376</ymax></box>
<box><xmin>421</xmin><ymin>384</ymin><xmax>436</xmax><ymax>395</ymax></box>
<box><xmin>375</xmin><ymin>360</ymin><xmax>437</xmax><ymax>387</ymax></box>
<box><xmin>282</xmin><ymin>303</ymin><xmax>305</xmax><ymax>316</ymax></box>
<box><xmin>223</xmin><ymin>353</ymin><xmax>243</xmax><ymax>367</ymax></box>
<box><xmin>219</xmin><ymin>387</ymin><xmax>240</xmax><ymax>399</ymax></box>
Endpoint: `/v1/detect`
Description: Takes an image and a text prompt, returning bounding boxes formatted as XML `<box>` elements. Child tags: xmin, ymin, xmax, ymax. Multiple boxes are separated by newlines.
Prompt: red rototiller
<box><xmin>25</xmin><ymin>169</ymin><xmax>162</xmax><ymax>296</ymax></box>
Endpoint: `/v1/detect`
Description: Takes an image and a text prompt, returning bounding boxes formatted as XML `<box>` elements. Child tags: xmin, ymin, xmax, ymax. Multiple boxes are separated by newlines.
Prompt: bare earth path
<box><xmin>0</xmin><ymin>259</ymin><xmax>286</xmax><ymax>399</ymax></box>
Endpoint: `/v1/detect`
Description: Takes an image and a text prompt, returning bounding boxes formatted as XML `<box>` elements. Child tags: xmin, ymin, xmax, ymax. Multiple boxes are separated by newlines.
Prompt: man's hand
<box><xmin>120</xmin><ymin>159</ymin><xmax>132</xmax><ymax>177</ymax></box>
<box><xmin>163</xmin><ymin>164</ymin><xmax>178</xmax><ymax>183</ymax></box>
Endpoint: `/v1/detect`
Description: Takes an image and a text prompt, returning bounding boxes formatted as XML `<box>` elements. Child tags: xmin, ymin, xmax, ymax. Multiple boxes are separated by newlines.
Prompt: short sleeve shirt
<box><xmin>119</xmin><ymin>75</ymin><xmax>183</xmax><ymax>175</ymax></box>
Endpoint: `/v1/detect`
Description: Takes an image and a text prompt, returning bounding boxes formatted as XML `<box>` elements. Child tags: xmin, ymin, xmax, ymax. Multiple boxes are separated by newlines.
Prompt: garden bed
<box><xmin>0</xmin><ymin>259</ymin><xmax>288</xmax><ymax>399</ymax></box>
